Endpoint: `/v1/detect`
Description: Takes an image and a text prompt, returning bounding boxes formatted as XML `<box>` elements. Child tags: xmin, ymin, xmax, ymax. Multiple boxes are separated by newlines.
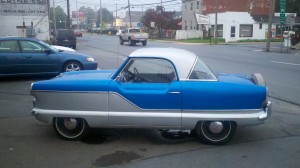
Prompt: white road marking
<box><xmin>271</xmin><ymin>61</ymin><xmax>300</xmax><ymax>66</ymax></box>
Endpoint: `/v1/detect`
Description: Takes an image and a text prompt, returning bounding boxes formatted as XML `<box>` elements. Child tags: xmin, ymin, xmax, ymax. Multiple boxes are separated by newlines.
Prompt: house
<box><xmin>181</xmin><ymin>0</ymin><xmax>276</xmax><ymax>42</ymax></box>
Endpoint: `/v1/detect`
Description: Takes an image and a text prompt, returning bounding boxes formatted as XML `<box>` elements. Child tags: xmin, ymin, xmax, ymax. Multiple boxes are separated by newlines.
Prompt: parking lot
<box><xmin>1</xmin><ymin>35</ymin><xmax>300</xmax><ymax>168</ymax></box>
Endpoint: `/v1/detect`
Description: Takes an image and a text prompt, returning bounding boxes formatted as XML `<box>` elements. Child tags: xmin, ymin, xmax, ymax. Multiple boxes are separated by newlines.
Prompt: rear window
<box><xmin>129</xmin><ymin>29</ymin><xmax>141</xmax><ymax>33</ymax></box>
<box><xmin>57</xmin><ymin>30</ymin><xmax>74</xmax><ymax>37</ymax></box>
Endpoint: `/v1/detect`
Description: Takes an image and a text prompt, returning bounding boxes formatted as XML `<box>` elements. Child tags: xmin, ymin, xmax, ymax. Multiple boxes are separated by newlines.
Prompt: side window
<box><xmin>189</xmin><ymin>58</ymin><xmax>217</xmax><ymax>80</ymax></box>
<box><xmin>0</xmin><ymin>40</ymin><xmax>20</xmax><ymax>53</ymax></box>
<box><xmin>20</xmin><ymin>41</ymin><xmax>46</xmax><ymax>53</ymax></box>
<box><xmin>118</xmin><ymin>58</ymin><xmax>177</xmax><ymax>83</ymax></box>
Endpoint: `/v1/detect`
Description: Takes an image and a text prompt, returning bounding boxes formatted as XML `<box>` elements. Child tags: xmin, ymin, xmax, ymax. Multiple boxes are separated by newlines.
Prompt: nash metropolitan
<box><xmin>30</xmin><ymin>48</ymin><xmax>271</xmax><ymax>145</ymax></box>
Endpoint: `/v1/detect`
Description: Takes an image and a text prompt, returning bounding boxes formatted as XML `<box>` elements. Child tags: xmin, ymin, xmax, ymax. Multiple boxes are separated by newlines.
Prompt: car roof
<box><xmin>129</xmin><ymin>48</ymin><xmax>197</xmax><ymax>79</ymax></box>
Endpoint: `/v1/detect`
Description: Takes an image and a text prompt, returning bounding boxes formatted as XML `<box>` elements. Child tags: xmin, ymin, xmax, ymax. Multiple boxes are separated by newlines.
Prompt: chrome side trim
<box><xmin>110</xmin><ymin>112</ymin><xmax>181</xmax><ymax>117</ymax></box>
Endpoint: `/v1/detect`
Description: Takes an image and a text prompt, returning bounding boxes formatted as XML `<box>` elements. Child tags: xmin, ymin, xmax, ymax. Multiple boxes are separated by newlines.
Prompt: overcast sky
<box><xmin>54</xmin><ymin>0</ymin><xmax>182</xmax><ymax>18</ymax></box>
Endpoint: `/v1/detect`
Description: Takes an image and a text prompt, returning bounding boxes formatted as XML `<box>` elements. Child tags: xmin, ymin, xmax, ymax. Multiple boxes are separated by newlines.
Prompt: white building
<box><xmin>207</xmin><ymin>12</ymin><xmax>274</xmax><ymax>42</ymax></box>
<box><xmin>0</xmin><ymin>0</ymin><xmax>50</xmax><ymax>41</ymax></box>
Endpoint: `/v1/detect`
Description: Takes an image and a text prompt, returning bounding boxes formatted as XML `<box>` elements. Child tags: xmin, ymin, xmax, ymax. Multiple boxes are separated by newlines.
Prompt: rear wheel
<box><xmin>53</xmin><ymin>117</ymin><xmax>89</xmax><ymax>140</ymax></box>
<box><xmin>195</xmin><ymin>121</ymin><xmax>235</xmax><ymax>145</ymax></box>
<box><xmin>120</xmin><ymin>38</ymin><xmax>124</xmax><ymax>45</ymax></box>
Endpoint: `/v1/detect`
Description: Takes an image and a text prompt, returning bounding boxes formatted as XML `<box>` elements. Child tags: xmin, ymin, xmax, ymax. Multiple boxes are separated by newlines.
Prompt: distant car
<box><xmin>74</xmin><ymin>30</ymin><xmax>83</xmax><ymax>37</ymax></box>
<box><xmin>0</xmin><ymin>37</ymin><xmax>97</xmax><ymax>77</ymax></box>
<box><xmin>120</xmin><ymin>28</ymin><xmax>149</xmax><ymax>46</ymax></box>
<box><xmin>51</xmin><ymin>45</ymin><xmax>76</xmax><ymax>52</ymax></box>
<box><xmin>30</xmin><ymin>48</ymin><xmax>271</xmax><ymax>145</ymax></box>
<box><xmin>51</xmin><ymin>29</ymin><xmax>77</xmax><ymax>49</ymax></box>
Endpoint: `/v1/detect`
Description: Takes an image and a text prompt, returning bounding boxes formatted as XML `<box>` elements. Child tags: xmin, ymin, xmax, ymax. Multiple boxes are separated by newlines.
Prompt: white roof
<box><xmin>129</xmin><ymin>48</ymin><xmax>197</xmax><ymax>79</ymax></box>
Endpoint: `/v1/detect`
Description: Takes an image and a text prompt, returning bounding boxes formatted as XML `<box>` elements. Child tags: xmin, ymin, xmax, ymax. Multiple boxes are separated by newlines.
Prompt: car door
<box><xmin>0</xmin><ymin>40</ymin><xmax>23</xmax><ymax>75</ymax></box>
<box><xmin>19</xmin><ymin>40</ymin><xmax>58</xmax><ymax>74</ymax></box>
<box><xmin>109</xmin><ymin>58</ymin><xmax>182</xmax><ymax>128</ymax></box>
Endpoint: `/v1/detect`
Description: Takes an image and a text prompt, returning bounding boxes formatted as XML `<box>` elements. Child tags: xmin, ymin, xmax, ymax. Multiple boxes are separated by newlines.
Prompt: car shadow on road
<box><xmin>81</xmin><ymin>128</ymin><xmax>196</xmax><ymax>145</ymax></box>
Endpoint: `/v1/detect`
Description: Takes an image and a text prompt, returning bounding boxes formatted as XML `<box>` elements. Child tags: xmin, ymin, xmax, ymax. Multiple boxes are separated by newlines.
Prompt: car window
<box><xmin>118</xmin><ymin>58</ymin><xmax>177</xmax><ymax>83</ymax></box>
<box><xmin>57</xmin><ymin>30</ymin><xmax>74</xmax><ymax>37</ymax></box>
<box><xmin>129</xmin><ymin>29</ymin><xmax>141</xmax><ymax>33</ymax></box>
<box><xmin>20</xmin><ymin>41</ymin><xmax>46</xmax><ymax>53</ymax></box>
<box><xmin>189</xmin><ymin>58</ymin><xmax>217</xmax><ymax>80</ymax></box>
<box><xmin>0</xmin><ymin>40</ymin><xmax>20</xmax><ymax>53</ymax></box>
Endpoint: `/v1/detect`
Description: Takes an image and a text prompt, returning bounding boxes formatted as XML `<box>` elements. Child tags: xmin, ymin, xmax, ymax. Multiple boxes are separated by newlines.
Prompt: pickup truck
<box><xmin>119</xmin><ymin>28</ymin><xmax>149</xmax><ymax>46</ymax></box>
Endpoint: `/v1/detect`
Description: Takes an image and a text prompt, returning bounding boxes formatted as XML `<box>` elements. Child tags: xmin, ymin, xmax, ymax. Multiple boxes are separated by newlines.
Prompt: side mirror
<box><xmin>44</xmin><ymin>49</ymin><xmax>52</xmax><ymax>54</ymax></box>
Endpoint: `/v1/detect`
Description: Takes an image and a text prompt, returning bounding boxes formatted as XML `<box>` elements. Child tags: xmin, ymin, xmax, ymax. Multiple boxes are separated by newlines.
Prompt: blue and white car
<box><xmin>30</xmin><ymin>48</ymin><xmax>271</xmax><ymax>145</ymax></box>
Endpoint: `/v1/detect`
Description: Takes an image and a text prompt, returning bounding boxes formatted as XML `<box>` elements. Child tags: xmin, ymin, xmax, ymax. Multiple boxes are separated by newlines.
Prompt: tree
<box><xmin>49</xmin><ymin>6</ymin><xmax>67</xmax><ymax>29</ymax></box>
<box><xmin>79</xmin><ymin>6</ymin><xmax>96</xmax><ymax>30</ymax></box>
<box><xmin>97</xmin><ymin>8</ymin><xmax>114</xmax><ymax>28</ymax></box>
<box><xmin>141</xmin><ymin>6</ymin><xmax>181</xmax><ymax>38</ymax></box>
<box><xmin>275</xmin><ymin>0</ymin><xmax>300</xmax><ymax>16</ymax></box>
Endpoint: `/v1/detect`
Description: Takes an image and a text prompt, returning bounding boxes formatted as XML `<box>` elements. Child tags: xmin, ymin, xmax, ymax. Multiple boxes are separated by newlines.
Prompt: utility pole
<box><xmin>100</xmin><ymin>0</ymin><xmax>103</xmax><ymax>34</ymax></box>
<box><xmin>266</xmin><ymin>0</ymin><xmax>275</xmax><ymax>52</ymax></box>
<box><xmin>66</xmin><ymin>0</ymin><xmax>70</xmax><ymax>29</ymax></box>
<box><xmin>52</xmin><ymin>0</ymin><xmax>57</xmax><ymax>33</ymax></box>
<box><xmin>116</xmin><ymin>3</ymin><xmax>118</xmax><ymax>18</ymax></box>
<box><xmin>214</xmin><ymin>0</ymin><xmax>218</xmax><ymax>44</ymax></box>
<box><xmin>76</xmin><ymin>0</ymin><xmax>79</xmax><ymax>30</ymax></box>
<box><xmin>128</xmin><ymin>0</ymin><xmax>132</xmax><ymax>28</ymax></box>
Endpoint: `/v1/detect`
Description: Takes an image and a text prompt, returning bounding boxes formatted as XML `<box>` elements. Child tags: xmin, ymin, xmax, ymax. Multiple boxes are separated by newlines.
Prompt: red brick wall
<box><xmin>202</xmin><ymin>0</ymin><xmax>271</xmax><ymax>15</ymax></box>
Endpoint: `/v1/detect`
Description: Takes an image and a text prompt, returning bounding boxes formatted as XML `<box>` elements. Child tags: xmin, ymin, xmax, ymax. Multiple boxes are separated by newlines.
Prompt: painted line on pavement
<box><xmin>271</xmin><ymin>61</ymin><xmax>300</xmax><ymax>66</ymax></box>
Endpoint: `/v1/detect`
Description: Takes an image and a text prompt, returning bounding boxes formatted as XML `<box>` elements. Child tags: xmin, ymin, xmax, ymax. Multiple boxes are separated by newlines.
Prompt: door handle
<box><xmin>168</xmin><ymin>92</ymin><xmax>180</xmax><ymax>94</ymax></box>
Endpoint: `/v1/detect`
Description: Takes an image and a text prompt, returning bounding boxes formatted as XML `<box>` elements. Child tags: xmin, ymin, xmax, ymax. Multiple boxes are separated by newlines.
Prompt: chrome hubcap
<box><xmin>208</xmin><ymin>121</ymin><xmax>224</xmax><ymax>134</ymax></box>
<box><xmin>63</xmin><ymin>118</ymin><xmax>78</xmax><ymax>130</ymax></box>
<box><xmin>66</xmin><ymin>64</ymin><xmax>80</xmax><ymax>72</ymax></box>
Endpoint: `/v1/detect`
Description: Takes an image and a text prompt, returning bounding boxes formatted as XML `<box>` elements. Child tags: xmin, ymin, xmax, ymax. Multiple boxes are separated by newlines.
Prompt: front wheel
<box><xmin>63</xmin><ymin>61</ymin><xmax>82</xmax><ymax>72</ymax></box>
<box><xmin>142</xmin><ymin>41</ymin><xmax>147</xmax><ymax>46</ymax></box>
<box><xmin>195</xmin><ymin>121</ymin><xmax>235</xmax><ymax>145</ymax></box>
<box><xmin>53</xmin><ymin>117</ymin><xmax>89</xmax><ymax>140</ymax></box>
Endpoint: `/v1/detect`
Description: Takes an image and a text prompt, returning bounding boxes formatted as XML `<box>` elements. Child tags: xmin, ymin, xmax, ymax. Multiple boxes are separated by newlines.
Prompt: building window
<box><xmin>259</xmin><ymin>23</ymin><xmax>262</xmax><ymax>29</ymax></box>
<box><xmin>240</xmin><ymin>24</ymin><xmax>253</xmax><ymax>37</ymax></box>
<box><xmin>231</xmin><ymin>26</ymin><xmax>236</xmax><ymax>37</ymax></box>
<box><xmin>210</xmin><ymin>25</ymin><xmax>223</xmax><ymax>37</ymax></box>
<box><xmin>197</xmin><ymin>1</ymin><xmax>200</xmax><ymax>9</ymax></box>
<box><xmin>191</xmin><ymin>2</ymin><xmax>193</xmax><ymax>11</ymax></box>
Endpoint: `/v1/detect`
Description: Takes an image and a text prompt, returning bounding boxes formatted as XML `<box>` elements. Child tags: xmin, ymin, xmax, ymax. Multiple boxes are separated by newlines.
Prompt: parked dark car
<box><xmin>51</xmin><ymin>29</ymin><xmax>77</xmax><ymax>49</ymax></box>
<box><xmin>0</xmin><ymin>37</ymin><xmax>98</xmax><ymax>77</ymax></box>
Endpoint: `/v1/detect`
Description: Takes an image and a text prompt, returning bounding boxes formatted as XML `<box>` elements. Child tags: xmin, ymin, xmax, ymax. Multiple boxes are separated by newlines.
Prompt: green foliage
<box><xmin>49</xmin><ymin>6</ymin><xmax>67</xmax><ymax>29</ymax></box>
<box><xmin>275</xmin><ymin>0</ymin><xmax>300</xmax><ymax>16</ymax></box>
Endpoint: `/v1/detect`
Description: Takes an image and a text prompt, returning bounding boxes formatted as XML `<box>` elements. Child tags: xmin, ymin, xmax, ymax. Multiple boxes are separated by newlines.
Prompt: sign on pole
<box><xmin>280</xmin><ymin>0</ymin><xmax>286</xmax><ymax>25</ymax></box>
<box><xmin>195</xmin><ymin>14</ymin><xmax>209</xmax><ymax>25</ymax></box>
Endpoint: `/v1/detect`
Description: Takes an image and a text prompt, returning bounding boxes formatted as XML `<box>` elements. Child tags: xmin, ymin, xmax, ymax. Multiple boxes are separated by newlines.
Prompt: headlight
<box><xmin>86</xmin><ymin>57</ymin><xmax>95</xmax><ymax>62</ymax></box>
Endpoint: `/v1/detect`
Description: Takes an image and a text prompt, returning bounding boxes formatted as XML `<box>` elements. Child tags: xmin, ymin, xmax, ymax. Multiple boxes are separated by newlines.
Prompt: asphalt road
<box><xmin>0</xmin><ymin>35</ymin><xmax>300</xmax><ymax>168</ymax></box>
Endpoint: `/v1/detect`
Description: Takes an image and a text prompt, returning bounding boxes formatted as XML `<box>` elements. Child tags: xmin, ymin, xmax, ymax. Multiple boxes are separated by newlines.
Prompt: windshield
<box><xmin>189</xmin><ymin>57</ymin><xmax>217</xmax><ymax>80</ymax></box>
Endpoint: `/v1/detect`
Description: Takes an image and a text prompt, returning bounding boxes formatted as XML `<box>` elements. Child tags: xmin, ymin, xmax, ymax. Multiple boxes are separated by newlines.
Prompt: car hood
<box><xmin>31</xmin><ymin>70</ymin><xmax>115</xmax><ymax>92</ymax></box>
<box><xmin>217</xmin><ymin>73</ymin><xmax>255</xmax><ymax>85</ymax></box>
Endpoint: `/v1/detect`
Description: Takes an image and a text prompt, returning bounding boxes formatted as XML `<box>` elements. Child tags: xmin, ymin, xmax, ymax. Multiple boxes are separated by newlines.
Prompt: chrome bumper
<box><xmin>258</xmin><ymin>101</ymin><xmax>272</xmax><ymax>120</ymax></box>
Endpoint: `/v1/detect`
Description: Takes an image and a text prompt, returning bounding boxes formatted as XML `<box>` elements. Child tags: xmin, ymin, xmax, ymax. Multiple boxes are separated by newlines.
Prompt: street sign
<box><xmin>280</xmin><ymin>0</ymin><xmax>286</xmax><ymax>24</ymax></box>
<box><xmin>195</xmin><ymin>13</ymin><xmax>209</xmax><ymax>25</ymax></box>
